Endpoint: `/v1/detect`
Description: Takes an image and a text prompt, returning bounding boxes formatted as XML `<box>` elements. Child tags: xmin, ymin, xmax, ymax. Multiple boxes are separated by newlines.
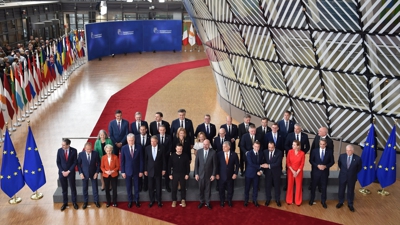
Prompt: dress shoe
<box><xmin>244</xmin><ymin>202</ymin><xmax>248</xmax><ymax>207</ymax></box>
<box><xmin>166</xmin><ymin>186</ymin><xmax>171</xmax><ymax>192</ymax></box>
<box><xmin>60</xmin><ymin>204</ymin><xmax>67</xmax><ymax>211</ymax></box>
<box><xmin>276</xmin><ymin>201</ymin><xmax>281</xmax><ymax>207</ymax></box>
<box><xmin>309</xmin><ymin>200</ymin><xmax>314</xmax><ymax>206</ymax></box>
<box><xmin>265</xmin><ymin>200</ymin><xmax>270</xmax><ymax>206</ymax></box>
<box><xmin>220</xmin><ymin>202</ymin><xmax>224</xmax><ymax>207</ymax></box>
<box><xmin>158</xmin><ymin>202</ymin><xmax>163</xmax><ymax>208</ymax></box>
<box><xmin>283</xmin><ymin>186</ymin><xmax>287</xmax><ymax>191</ymax></box>
<box><xmin>106</xmin><ymin>203</ymin><xmax>110</xmax><ymax>208</ymax></box>
<box><xmin>95</xmin><ymin>202</ymin><xmax>100</xmax><ymax>208</ymax></box>
<box><xmin>336</xmin><ymin>203</ymin><xmax>343</xmax><ymax>209</ymax></box>
<box><xmin>228</xmin><ymin>201</ymin><xmax>232</xmax><ymax>207</ymax></box>
<box><xmin>181</xmin><ymin>200</ymin><xmax>186</xmax><ymax>208</ymax></box>
<box><xmin>101</xmin><ymin>188</ymin><xmax>105</xmax><ymax>191</ymax></box>
<box><xmin>198</xmin><ymin>203</ymin><xmax>204</xmax><ymax>209</ymax></box>
<box><xmin>172</xmin><ymin>201</ymin><xmax>177</xmax><ymax>207</ymax></box>
<box><xmin>322</xmin><ymin>202</ymin><xmax>327</xmax><ymax>208</ymax></box>
<box><xmin>82</xmin><ymin>202</ymin><xmax>88</xmax><ymax>209</ymax></box>
<box><xmin>254</xmin><ymin>202</ymin><xmax>259</xmax><ymax>207</ymax></box>
<box><xmin>240</xmin><ymin>172</ymin><xmax>244</xmax><ymax>177</ymax></box>
<box><xmin>149</xmin><ymin>202</ymin><xmax>154</xmax><ymax>208</ymax></box>
<box><xmin>128</xmin><ymin>202</ymin><xmax>133</xmax><ymax>208</ymax></box>
<box><xmin>348</xmin><ymin>205</ymin><xmax>355</xmax><ymax>212</ymax></box>
<box><xmin>135</xmin><ymin>201</ymin><xmax>141</xmax><ymax>208</ymax></box>
<box><xmin>73</xmin><ymin>203</ymin><xmax>79</xmax><ymax>210</ymax></box>
<box><xmin>113</xmin><ymin>203</ymin><xmax>118</xmax><ymax>207</ymax></box>
<box><xmin>206</xmin><ymin>204</ymin><xmax>212</xmax><ymax>210</ymax></box>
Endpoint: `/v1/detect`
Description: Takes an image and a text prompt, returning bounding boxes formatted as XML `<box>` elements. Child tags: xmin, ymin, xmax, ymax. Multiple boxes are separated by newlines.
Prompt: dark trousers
<box><xmin>104</xmin><ymin>176</ymin><xmax>118</xmax><ymax>204</ymax></box>
<box><xmin>126</xmin><ymin>175</ymin><xmax>140</xmax><ymax>202</ymax></box>
<box><xmin>148</xmin><ymin>175</ymin><xmax>162</xmax><ymax>203</ymax></box>
<box><xmin>338</xmin><ymin>178</ymin><xmax>357</xmax><ymax>206</ymax></box>
<box><xmin>265</xmin><ymin>172</ymin><xmax>281</xmax><ymax>201</ymax></box>
<box><xmin>82</xmin><ymin>176</ymin><xmax>99</xmax><ymax>203</ymax></box>
<box><xmin>218</xmin><ymin>179</ymin><xmax>234</xmax><ymax>202</ymax></box>
<box><xmin>164</xmin><ymin>155</ymin><xmax>171</xmax><ymax>189</ymax></box>
<box><xmin>239</xmin><ymin>148</ymin><xmax>245</xmax><ymax>172</ymax></box>
<box><xmin>171</xmin><ymin>174</ymin><xmax>187</xmax><ymax>201</ymax></box>
<box><xmin>244</xmin><ymin>176</ymin><xmax>259</xmax><ymax>202</ymax></box>
<box><xmin>311</xmin><ymin>172</ymin><xmax>329</xmax><ymax>202</ymax></box>
<box><xmin>198</xmin><ymin>178</ymin><xmax>212</xmax><ymax>204</ymax></box>
<box><xmin>59</xmin><ymin>172</ymin><xmax>77</xmax><ymax>204</ymax></box>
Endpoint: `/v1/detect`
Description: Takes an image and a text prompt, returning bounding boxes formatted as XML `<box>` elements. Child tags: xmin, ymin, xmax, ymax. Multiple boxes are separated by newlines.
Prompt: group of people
<box><xmin>56</xmin><ymin>109</ymin><xmax>362</xmax><ymax>212</ymax></box>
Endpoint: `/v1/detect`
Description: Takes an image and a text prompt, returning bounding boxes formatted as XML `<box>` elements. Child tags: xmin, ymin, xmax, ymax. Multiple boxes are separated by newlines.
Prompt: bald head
<box><xmin>318</xmin><ymin>127</ymin><xmax>328</xmax><ymax>137</ymax></box>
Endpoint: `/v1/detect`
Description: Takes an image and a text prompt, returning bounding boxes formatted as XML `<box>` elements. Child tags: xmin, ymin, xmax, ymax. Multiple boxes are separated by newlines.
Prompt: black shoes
<box><xmin>322</xmin><ymin>202</ymin><xmax>327</xmax><ymax>209</ymax></box>
<box><xmin>166</xmin><ymin>186</ymin><xmax>171</xmax><ymax>192</ymax></box>
<box><xmin>198</xmin><ymin>203</ymin><xmax>204</xmax><ymax>209</ymax></box>
<box><xmin>254</xmin><ymin>202</ymin><xmax>259</xmax><ymax>207</ymax></box>
<box><xmin>136</xmin><ymin>201</ymin><xmax>141</xmax><ymax>208</ymax></box>
<box><xmin>265</xmin><ymin>200</ymin><xmax>270</xmax><ymax>206</ymax></box>
<box><xmin>158</xmin><ymin>202</ymin><xmax>163</xmax><ymax>208</ymax></box>
<box><xmin>149</xmin><ymin>202</ymin><xmax>154</xmax><ymax>208</ymax></box>
<box><xmin>336</xmin><ymin>203</ymin><xmax>343</xmax><ymax>209</ymax></box>
<box><xmin>309</xmin><ymin>200</ymin><xmax>314</xmax><ymax>206</ymax></box>
<box><xmin>228</xmin><ymin>201</ymin><xmax>232</xmax><ymax>207</ymax></box>
<box><xmin>106</xmin><ymin>203</ymin><xmax>110</xmax><ymax>208</ymax></box>
<box><xmin>82</xmin><ymin>203</ymin><xmax>88</xmax><ymax>209</ymax></box>
<box><xmin>95</xmin><ymin>202</ymin><xmax>100</xmax><ymax>208</ymax></box>
<box><xmin>73</xmin><ymin>203</ymin><xmax>79</xmax><ymax>209</ymax></box>
<box><xmin>113</xmin><ymin>203</ymin><xmax>118</xmax><ymax>207</ymax></box>
<box><xmin>276</xmin><ymin>201</ymin><xmax>281</xmax><ymax>207</ymax></box>
<box><xmin>348</xmin><ymin>205</ymin><xmax>355</xmax><ymax>212</ymax></box>
<box><xmin>220</xmin><ymin>202</ymin><xmax>224</xmax><ymax>207</ymax></box>
<box><xmin>244</xmin><ymin>201</ymin><xmax>248</xmax><ymax>207</ymax></box>
<box><xmin>60</xmin><ymin>204</ymin><xmax>67</xmax><ymax>211</ymax></box>
<box><xmin>128</xmin><ymin>202</ymin><xmax>133</xmax><ymax>208</ymax></box>
<box><xmin>206</xmin><ymin>203</ymin><xmax>212</xmax><ymax>210</ymax></box>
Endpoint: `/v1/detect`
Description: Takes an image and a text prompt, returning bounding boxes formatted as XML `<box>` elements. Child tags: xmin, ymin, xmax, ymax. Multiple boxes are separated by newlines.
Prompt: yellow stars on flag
<box><xmin>392</xmin><ymin>167</ymin><xmax>395</xmax><ymax>170</ymax></box>
<box><xmin>3</xmin><ymin>151</ymin><xmax>6</xmax><ymax>154</ymax></box>
<box><xmin>363</xmin><ymin>166</ymin><xmax>367</xmax><ymax>170</ymax></box>
<box><xmin>31</xmin><ymin>171</ymin><xmax>35</xmax><ymax>175</ymax></box>
<box><xmin>25</xmin><ymin>170</ymin><xmax>28</xmax><ymax>173</ymax></box>
<box><xmin>379</xmin><ymin>165</ymin><xmax>382</xmax><ymax>168</ymax></box>
<box><xmin>7</xmin><ymin>175</ymin><xmax>11</xmax><ymax>179</ymax></box>
<box><xmin>385</xmin><ymin>168</ymin><xmax>389</xmax><ymax>171</ymax></box>
<box><xmin>370</xmin><ymin>165</ymin><xmax>373</xmax><ymax>169</ymax></box>
<box><xmin>388</xmin><ymin>144</ymin><xmax>391</xmax><ymax>147</ymax></box>
<box><xmin>28</xmin><ymin>147</ymin><xmax>32</xmax><ymax>151</ymax></box>
<box><xmin>365</xmin><ymin>143</ymin><xmax>369</xmax><ymax>146</ymax></box>
<box><xmin>18</xmin><ymin>166</ymin><xmax>21</xmax><ymax>170</ymax></box>
<box><xmin>10</xmin><ymin>151</ymin><xmax>14</xmax><ymax>155</ymax></box>
<box><xmin>371</xmin><ymin>145</ymin><xmax>374</xmax><ymax>148</ymax></box>
<box><xmin>14</xmin><ymin>172</ymin><xmax>17</xmax><ymax>176</ymax></box>
<box><xmin>38</xmin><ymin>168</ymin><xmax>42</xmax><ymax>172</ymax></box>
<box><xmin>0</xmin><ymin>175</ymin><xmax>3</xmax><ymax>179</ymax></box>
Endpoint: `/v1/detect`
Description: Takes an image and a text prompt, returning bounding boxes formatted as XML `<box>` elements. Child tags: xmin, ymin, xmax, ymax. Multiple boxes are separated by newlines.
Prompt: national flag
<box><xmin>376</xmin><ymin>125</ymin><xmax>397</xmax><ymax>188</ymax></box>
<box><xmin>3</xmin><ymin>73</ymin><xmax>15</xmax><ymax>120</ymax></box>
<box><xmin>182</xmin><ymin>24</ymin><xmax>188</xmax><ymax>46</ymax></box>
<box><xmin>14</xmin><ymin>65</ymin><xmax>26</xmax><ymax>110</ymax></box>
<box><xmin>23</xmin><ymin>126</ymin><xmax>46</xmax><ymax>192</ymax></box>
<box><xmin>17</xmin><ymin>63</ymin><xmax>28</xmax><ymax>104</ymax></box>
<box><xmin>196</xmin><ymin>33</ymin><xmax>202</xmax><ymax>46</ymax></box>
<box><xmin>189</xmin><ymin>24</ymin><xmax>196</xmax><ymax>46</ymax></box>
<box><xmin>32</xmin><ymin>53</ymin><xmax>42</xmax><ymax>93</ymax></box>
<box><xmin>357</xmin><ymin>123</ymin><xmax>377</xmax><ymax>187</ymax></box>
<box><xmin>23</xmin><ymin>64</ymin><xmax>33</xmax><ymax>102</ymax></box>
<box><xmin>0</xmin><ymin>130</ymin><xmax>25</xmax><ymax>198</ymax></box>
<box><xmin>0</xmin><ymin>81</ymin><xmax>6</xmax><ymax>128</ymax></box>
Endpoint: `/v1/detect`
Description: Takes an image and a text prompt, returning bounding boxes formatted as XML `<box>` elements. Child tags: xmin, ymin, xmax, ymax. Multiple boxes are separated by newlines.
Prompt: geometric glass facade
<box><xmin>183</xmin><ymin>0</ymin><xmax>400</xmax><ymax>150</ymax></box>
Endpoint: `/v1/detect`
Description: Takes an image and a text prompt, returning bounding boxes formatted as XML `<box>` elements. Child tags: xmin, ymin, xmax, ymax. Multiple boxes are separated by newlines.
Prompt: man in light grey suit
<box><xmin>195</xmin><ymin>139</ymin><xmax>217</xmax><ymax>210</ymax></box>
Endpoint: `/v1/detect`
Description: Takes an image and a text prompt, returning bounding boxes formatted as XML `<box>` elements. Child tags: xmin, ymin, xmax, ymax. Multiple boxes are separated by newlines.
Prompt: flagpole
<box><xmin>9</xmin><ymin>195</ymin><xmax>22</xmax><ymax>204</ymax></box>
<box><xmin>359</xmin><ymin>117</ymin><xmax>376</xmax><ymax>195</ymax></box>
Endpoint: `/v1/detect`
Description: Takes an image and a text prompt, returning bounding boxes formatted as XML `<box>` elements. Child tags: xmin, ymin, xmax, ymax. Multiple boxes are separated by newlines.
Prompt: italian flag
<box><xmin>182</xmin><ymin>24</ymin><xmax>188</xmax><ymax>46</ymax></box>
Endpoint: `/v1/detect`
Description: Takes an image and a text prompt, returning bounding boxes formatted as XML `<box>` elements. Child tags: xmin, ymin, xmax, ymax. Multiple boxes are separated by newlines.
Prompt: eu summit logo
<box><xmin>91</xmin><ymin>32</ymin><xmax>102</xmax><ymax>39</ymax></box>
<box><xmin>117</xmin><ymin>29</ymin><xmax>134</xmax><ymax>36</ymax></box>
<box><xmin>153</xmin><ymin>27</ymin><xmax>172</xmax><ymax>34</ymax></box>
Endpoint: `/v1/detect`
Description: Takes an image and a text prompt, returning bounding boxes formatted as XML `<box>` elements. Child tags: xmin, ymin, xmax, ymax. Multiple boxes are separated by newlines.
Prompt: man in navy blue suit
<box><xmin>238</xmin><ymin>114</ymin><xmax>254</xmax><ymax>175</ymax></box>
<box><xmin>309</xmin><ymin>139</ymin><xmax>334</xmax><ymax>208</ymax></box>
<box><xmin>195</xmin><ymin>114</ymin><xmax>217</xmax><ymax>142</ymax></box>
<box><xmin>56</xmin><ymin>138</ymin><xmax>78</xmax><ymax>211</ymax></box>
<box><xmin>121</xmin><ymin>133</ymin><xmax>143</xmax><ymax>208</ymax></box>
<box><xmin>284</xmin><ymin>124</ymin><xmax>310</xmax><ymax>154</ymax></box>
<box><xmin>261</xmin><ymin>142</ymin><xmax>283</xmax><ymax>207</ymax></box>
<box><xmin>149</xmin><ymin>112</ymin><xmax>171</xmax><ymax>135</ymax></box>
<box><xmin>216</xmin><ymin>141</ymin><xmax>239</xmax><ymax>207</ymax></box>
<box><xmin>77</xmin><ymin>142</ymin><xmax>101</xmax><ymax>209</ymax></box>
<box><xmin>264</xmin><ymin>123</ymin><xmax>284</xmax><ymax>151</ymax></box>
<box><xmin>244</xmin><ymin>141</ymin><xmax>265</xmax><ymax>207</ymax></box>
<box><xmin>131</xmin><ymin>111</ymin><xmax>149</xmax><ymax>136</ymax></box>
<box><xmin>278</xmin><ymin>110</ymin><xmax>295</xmax><ymax>144</ymax></box>
<box><xmin>108</xmin><ymin>109</ymin><xmax>129</xmax><ymax>155</ymax></box>
<box><xmin>213</xmin><ymin>128</ymin><xmax>229</xmax><ymax>153</ymax></box>
<box><xmin>171</xmin><ymin>109</ymin><xmax>195</xmax><ymax>146</ymax></box>
<box><xmin>240</xmin><ymin>125</ymin><xmax>257</xmax><ymax>172</ymax></box>
<box><xmin>136</xmin><ymin>125</ymin><xmax>151</xmax><ymax>191</ymax></box>
<box><xmin>157</xmin><ymin>125</ymin><xmax>172</xmax><ymax>192</ymax></box>
<box><xmin>220</xmin><ymin>116</ymin><xmax>238</xmax><ymax>153</ymax></box>
<box><xmin>336</xmin><ymin>145</ymin><xmax>362</xmax><ymax>212</ymax></box>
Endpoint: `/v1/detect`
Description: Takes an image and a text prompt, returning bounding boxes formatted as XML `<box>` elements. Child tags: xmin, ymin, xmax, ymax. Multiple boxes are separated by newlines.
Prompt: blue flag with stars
<box><xmin>377</xmin><ymin>125</ymin><xmax>397</xmax><ymax>188</ymax></box>
<box><xmin>23</xmin><ymin>126</ymin><xmax>46</xmax><ymax>192</ymax></box>
<box><xmin>358</xmin><ymin>123</ymin><xmax>377</xmax><ymax>187</ymax></box>
<box><xmin>0</xmin><ymin>130</ymin><xmax>25</xmax><ymax>198</ymax></box>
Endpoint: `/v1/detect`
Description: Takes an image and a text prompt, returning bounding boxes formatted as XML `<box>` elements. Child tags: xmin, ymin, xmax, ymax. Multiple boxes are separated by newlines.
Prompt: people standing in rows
<box><xmin>238</xmin><ymin>114</ymin><xmax>254</xmax><ymax>176</ymax></box>
<box><xmin>150</xmin><ymin>111</ymin><xmax>171</xmax><ymax>136</ymax></box>
<box><xmin>278</xmin><ymin>110</ymin><xmax>295</xmax><ymax>147</ymax></box>
<box><xmin>173</xmin><ymin>127</ymin><xmax>192</xmax><ymax>162</ymax></box>
<box><xmin>286</xmin><ymin>140</ymin><xmax>305</xmax><ymax>206</ymax></box>
<box><xmin>240</xmin><ymin>124</ymin><xmax>257</xmax><ymax>175</ymax></box>
<box><xmin>101</xmin><ymin>144</ymin><xmax>120</xmax><ymax>208</ymax></box>
<box><xmin>264</xmin><ymin>123</ymin><xmax>284</xmax><ymax>152</ymax></box>
<box><xmin>195</xmin><ymin>114</ymin><xmax>216</xmax><ymax>142</ymax></box>
<box><xmin>136</xmin><ymin>125</ymin><xmax>150</xmax><ymax>192</ymax></box>
<box><xmin>213</xmin><ymin>128</ymin><xmax>229</xmax><ymax>153</ymax></box>
<box><xmin>193</xmin><ymin>132</ymin><xmax>211</xmax><ymax>156</ymax></box>
<box><xmin>94</xmin><ymin>129</ymin><xmax>113</xmax><ymax>191</ymax></box>
<box><xmin>168</xmin><ymin>144</ymin><xmax>190</xmax><ymax>208</ymax></box>
<box><xmin>171</xmin><ymin>109</ymin><xmax>194</xmax><ymax>147</ymax></box>
<box><xmin>108</xmin><ymin>109</ymin><xmax>129</xmax><ymax>155</ymax></box>
<box><xmin>256</xmin><ymin>117</ymin><xmax>271</xmax><ymax>149</ymax></box>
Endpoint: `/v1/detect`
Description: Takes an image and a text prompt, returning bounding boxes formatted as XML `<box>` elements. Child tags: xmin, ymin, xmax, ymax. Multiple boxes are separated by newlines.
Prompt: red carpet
<box><xmin>117</xmin><ymin>201</ymin><xmax>341</xmax><ymax>225</ymax></box>
<box><xmin>89</xmin><ymin>59</ymin><xmax>209</xmax><ymax>138</ymax></box>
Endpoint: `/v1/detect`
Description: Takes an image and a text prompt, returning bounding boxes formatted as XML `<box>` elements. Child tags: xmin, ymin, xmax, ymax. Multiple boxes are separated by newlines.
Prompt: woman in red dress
<box><xmin>286</xmin><ymin>140</ymin><xmax>305</xmax><ymax>206</ymax></box>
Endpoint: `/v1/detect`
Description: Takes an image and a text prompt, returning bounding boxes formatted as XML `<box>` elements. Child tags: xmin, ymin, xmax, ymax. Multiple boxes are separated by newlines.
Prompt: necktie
<box><xmin>64</xmin><ymin>150</ymin><xmax>68</xmax><ymax>160</ymax></box>
<box><xmin>221</xmin><ymin>138</ymin><xmax>224</xmax><ymax>145</ymax></box>
<box><xmin>273</xmin><ymin>134</ymin><xmax>277</xmax><ymax>143</ymax></box>
<box><xmin>130</xmin><ymin>146</ymin><xmax>134</xmax><ymax>158</ymax></box>
<box><xmin>118</xmin><ymin>121</ymin><xmax>121</xmax><ymax>131</ymax></box>
<box><xmin>227</xmin><ymin>126</ymin><xmax>230</xmax><ymax>134</ymax></box>
<box><xmin>263</xmin><ymin>128</ymin><xmax>266</xmax><ymax>135</ymax></box>
<box><xmin>180</xmin><ymin>120</ymin><xmax>184</xmax><ymax>128</ymax></box>
<box><xmin>142</xmin><ymin>136</ymin><xmax>145</xmax><ymax>146</ymax></box>
<box><xmin>321</xmin><ymin>149</ymin><xmax>324</xmax><ymax>161</ymax></box>
<box><xmin>225</xmin><ymin>152</ymin><xmax>229</xmax><ymax>165</ymax></box>
<box><xmin>157</xmin><ymin>122</ymin><xmax>160</xmax><ymax>130</ymax></box>
<box><xmin>256</xmin><ymin>152</ymin><xmax>259</xmax><ymax>164</ymax></box>
<box><xmin>137</xmin><ymin>122</ymin><xmax>140</xmax><ymax>132</ymax></box>
<box><xmin>87</xmin><ymin>154</ymin><xmax>91</xmax><ymax>162</ymax></box>
<box><xmin>269</xmin><ymin>152</ymin><xmax>272</xmax><ymax>161</ymax></box>
<box><xmin>296</xmin><ymin>134</ymin><xmax>299</xmax><ymax>141</ymax></box>
<box><xmin>251</xmin><ymin>135</ymin><xmax>254</xmax><ymax>144</ymax></box>
<box><xmin>245</xmin><ymin>124</ymin><xmax>249</xmax><ymax>132</ymax></box>
<box><xmin>161</xmin><ymin>136</ymin><xmax>164</xmax><ymax>144</ymax></box>
<box><xmin>204</xmin><ymin>151</ymin><xmax>208</xmax><ymax>161</ymax></box>
<box><xmin>206</xmin><ymin>125</ymin><xmax>209</xmax><ymax>134</ymax></box>
<box><xmin>347</xmin><ymin>156</ymin><xmax>351</xmax><ymax>169</ymax></box>
<box><xmin>285</xmin><ymin>121</ymin><xmax>288</xmax><ymax>131</ymax></box>
<box><xmin>153</xmin><ymin>148</ymin><xmax>156</xmax><ymax>161</ymax></box>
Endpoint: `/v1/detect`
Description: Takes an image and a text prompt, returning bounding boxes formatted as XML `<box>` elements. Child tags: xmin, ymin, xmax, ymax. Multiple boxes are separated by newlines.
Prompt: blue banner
<box><xmin>85</xmin><ymin>22</ymin><xmax>110</xmax><ymax>61</ymax></box>
<box><xmin>108</xmin><ymin>21</ymin><xmax>143</xmax><ymax>55</ymax></box>
<box><xmin>142</xmin><ymin>20</ymin><xmax>182</xmax><ymax>52</ymax></box>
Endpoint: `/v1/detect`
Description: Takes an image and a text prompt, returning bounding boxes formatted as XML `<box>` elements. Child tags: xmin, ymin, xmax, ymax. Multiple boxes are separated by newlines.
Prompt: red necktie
<box><xmin>64</xmin><ymin>150</ymin><xmax>68</xmax><ymax>160</ymax></box>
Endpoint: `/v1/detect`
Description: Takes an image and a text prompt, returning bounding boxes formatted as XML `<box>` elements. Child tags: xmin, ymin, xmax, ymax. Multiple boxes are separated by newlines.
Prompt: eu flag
<box><xmin>23</xmin><ymin>126</ymin><xmax>46</xmax><ymax>192</ymax></box>
<box><xmin>0</xmin><ymin>130</ymin><xmax>25</xmax><ymax>198</ymax></box>
<box><xmin>358</xmin><ymin>124</ymin><xmax>377</xmax><ymax>187</ymax></box>
<box><xmin>377</xmin><ymin>125</ymin><xmax>397</xmax><ymax>188</ymax></box>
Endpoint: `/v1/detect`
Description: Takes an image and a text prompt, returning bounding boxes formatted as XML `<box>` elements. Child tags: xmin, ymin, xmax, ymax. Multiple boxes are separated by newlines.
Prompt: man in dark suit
<box><xmin>220</xmin><ymin>116</ymin><xmax>238</xmax><ymax>153</ymax></box>
<box><xmin>244</xmin><ymin>141</ymin><xmax>264</xmax><ymax>207</ymax></box>
<box><xmin>261</xmin><ymin>142</ymin><xmax>283</xmax><ymax>207</ymax></box>
<box><xmin>157</xmin><ymin>125</ymin><xmax>172</xmax><ymax>192</ymax></box>
<box><xmin>309</xmin><ymin>139</ymin><xmax>334</xmax><ymax>208</ymax></box>
<box><xmin>194</xmin><ymin>139</ymin><xmax>217</xmax><ymax>209</ymax></box>
<box><xmin>195</xmin><ymin>114</ymin><xmax>217</xmax><ymax>142</ymax></box>
<box><xmin>284</xmin><ymin>124</ymin><xmax>310</xmax><ymax>154</ymax></box>
<box><xmin>144</xmin><ymin>136</ymin><xmax>166</xmax><ymax>208</ymax></box>
<box><xmin>77</xmin><ymin>142</ymin><xmax>101</xmax><ymax>209</ymax></box>
<box><xmin>240</xmin><ymin>125</ymin><xmax>257</xmax><ymax>173</ymax></box>
<box><xmin>108</xmin><ymin>109</ymin><xmax>130</xmax><ymax>155</ymax></box>
<box><xmin>149</xmin><ymin>111</ymin><xmax>171</xmax><ymax>135</ymax></box>
<box><xmin>171</xmin><ymin>108</ymin><xmax>195</xmax><ymax>146</ymax></box>
<box><xmin>278</xmin><ymin>110</ymin><xmax>295</xmax><ymax>144</ymax></box>
<box><xmin>216</xmin><ymin>141</ymin><xmax>239</xmax><ymax>207</ymax></box>
<box><xmin>264</xmin><ymin>123</ymin><xmax>284</xmax><ymax>151</ymax></box>
<box><xmin>336</xmin><ymin>145</ymin><xmax>362</xmax><ymax>212</ymax></box>
<box><xmin>238</xmin><ymin>114</ymin><xmax>254</xmax><ymax>175</ymax></box>
<box><xmin>121</xmin><ymin>134</ymin><xmax>143</xmax><ymax>208</ymax></box>
<box><xmin>135</xmin><ymin>125</ymin><xmax>150</xmax><ymax>192</ymax></box>
<box><xmin>256</xmin><ymin>117</ymin><xmax>271</xmax><ymax>149</ymax></box>
<box><xmin>213</xmin><ymin>128</ymin><xmax>230</xmax><ymax>153</ymax></box>
<box><xmin>131</xmin><ymin>111</ymin><xmax>149</xmax><ymax>136</ymax></box>
<box><xmin>56</xmin><ymin>138</ymin><xmax>78</xmax><ymax>211</ymax></box>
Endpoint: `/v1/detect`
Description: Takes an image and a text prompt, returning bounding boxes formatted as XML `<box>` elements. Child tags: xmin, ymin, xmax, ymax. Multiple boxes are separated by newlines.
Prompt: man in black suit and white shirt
<box><xmin>156</xmin><ymin>125</ymin><xmax>172</xmax><ymax>192</ymax></box>
<box><xmin>264</xmin><ymin>123</ymin><xmax>284</xmax><ymax>151</ymax></box>
<box><xmin>261</xmin><ymin>142</ymin><xmax>283</xmax><ymax>207</ymax></box>
<box><xmin>108</xmin><ymin>109</ymin><xmax>130</xmax><ymax>155</ymax></box>
<box><xmin>278</xmin><ymin>110</ymin><xmax>295</xmax><ymax>146</ymax></box>
<box><xmin>136</xmin><ymin>125</ymin><xmax>151</xmax><ymax>191</ymax></box>
<box><xmin>238</xmin><ymin>114</ymin><xmax>254</xmax><ymax>175</ymax></box>
<box><xmin>213</xmin><ymin>128</ymin><xmax>229</xmax><ymax>153</ymax></box>
<box><xmin>131</xmin><ymin>111</ymin><xmax>149</xmax><ymax>136</ymax></box>
<box><xmin>240</xmin><ymin>125</ymin><xmax>257</xmax><ymax>173</ymax></box>
<box><xmin>284</xmin><ymin>123</ymin><xmax>310</xmax><ymax>155</ymax></box>
<box><xmin>149</xmin><ymin>111</ymin><xmax>171</xmax><ymax>136</ymax></box>
<box><xmin>171</xmin><ymin>109</ymin><xmax>195</xmax><ymax>146</ymax></box>
<box><xmin>195</xmin><ymin>114</ymin><xmax>217</xmax><ymax>142</ymax></box>
<box><xmin>256</xmin><ymin>117</ymin><xmax>271</xmax><ymax>149</ymax></box>
<box><xmin>220</xmin><ymin>116</ymin><xmax>238</xmax><ymax>153</ymax></box>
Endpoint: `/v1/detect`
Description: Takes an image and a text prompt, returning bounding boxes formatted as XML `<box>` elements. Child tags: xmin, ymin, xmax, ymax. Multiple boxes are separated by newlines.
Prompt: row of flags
<box><xmin>182</xmin><ymin>23</ymin><xmax>202</xmax><ymax>46</ymax></box>
<box><xmin>0</xmin><ymin>30</ymin><xmax>85</xmax><ymax>130</ymax></box>
<box><xmin>0</xmin><ymin>126</ymin><xmax>45</xmax><ymax>198</ymax></box>
<box><xmin>358</xmin><ymin>123</ymin><xmax>397</xmax><ymax>189</ymax></box>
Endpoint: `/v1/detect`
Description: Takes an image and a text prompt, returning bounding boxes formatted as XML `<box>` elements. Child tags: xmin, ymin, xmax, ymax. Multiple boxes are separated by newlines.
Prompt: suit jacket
<box><xmin>77</xmin><ymin>151</ymin><xmax>100</xmax><ymax>178</ymax></box>
<box><xmin>264</xmin><ymin>132</ymin><xmax>284</xmax><ymax>152</ymax></box>
<box><xmin>212</xmin><ymin>135</ymin><xmax>230</xmax><ymax>152</ymax></box>
<box><xmin>101</xmin><ymin>154</ymin><xmax>120</xmax><ymax>178</ymax></box>
<box><xmin>108</xmin><ymin>119</ymin><xmax>129</xmax><ymax>146</ymax></box>
<box><xmin>238</xmin><ymin>122</ymin><xmax>255</xmax><ymax>146</ymax></box>
<box><xmin>194</xmin><ymin>149</ymin><xmax>217</xmax><ymax>179</ymax></box>
<box><xmin>245</xmin><ymin>150</ymin><xmax>263</xmax><ymax>178</ymax></box>
<box><xmin>309</xmin><ymin>148</ymin><xmax>334</xmax><ymax>176</ymax></box>
<box><xmin>256</xmin><ymin>126</ymin><xmax>271</xmax><ymax>148</ymax></box>
<box><xmin>240</xmin><ymin>133</ymin><xmax>256</xmax><ymax>154</ymax></box>
<box><xmin>220</xmin><ymin>124</ymin><xmax>238</xmax><ymax>140</ymax></box>
<box><xmin>120</xmin><ymin>144</ymin><xmax>143</xmax><ymax>177</ymax></box>
<box><xmin>150</xmin><ymin>120</ymin><xmax>171</xmax><ymax>136</ymax></box>
<box><xmin>156</xmin><ymin>133</ymin><xmax>172</xmax><ymax>156</ymax></box>
<box><xmin>131</xmin><ymin>120</ymin><xmax>149</xmax><ymax>136</ymax></box>
<box><xmin>144</xmin><ymin>145</ymin><xmax>166</xmax><ymax>177</ymax></box>
<box><xmin>171</xmin><ymin>118</ymin><xmax>195</xmax><ymax>145</ymax></box>
<box><xmin>338</xmin><ymin>153</ymin><xmax>362</xmax><ymax>183</ymax></box>
<box><xmin>262</xmin><ymin>149</ymin><xmax>283</xmax><ymax>176</ymax></box>
<box><xmin>216</xmin><ymin>151</ymin><xmax>239</xmax><ymax>182</ymax></box>
<box><xmin>278</xmin><ymin>119</ymin><xmax>295</xmax><ymax>138</ymax></box>
<box><xmin>195</xmin><ymin>123</ymin><xmax>217</xmax><ymax>142</ymax></box>
<box><xmin>284</xmin><ymin>132</ymin><xmax>310</xmax><ymax>154</ymax></box>
<box><xmin>135</xmin><ymin>134</ymin><xmax>151</xmax><ymax>149</ymax></box>
<box><xmin>311</xmin><ymin>135</ymin><xmax>334</xmax><ymax>154</ymax></box>
<box><xmin>57</xmin><ymin>147</ymin><xmax>78</xmax><ymax>174</ymax></box>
